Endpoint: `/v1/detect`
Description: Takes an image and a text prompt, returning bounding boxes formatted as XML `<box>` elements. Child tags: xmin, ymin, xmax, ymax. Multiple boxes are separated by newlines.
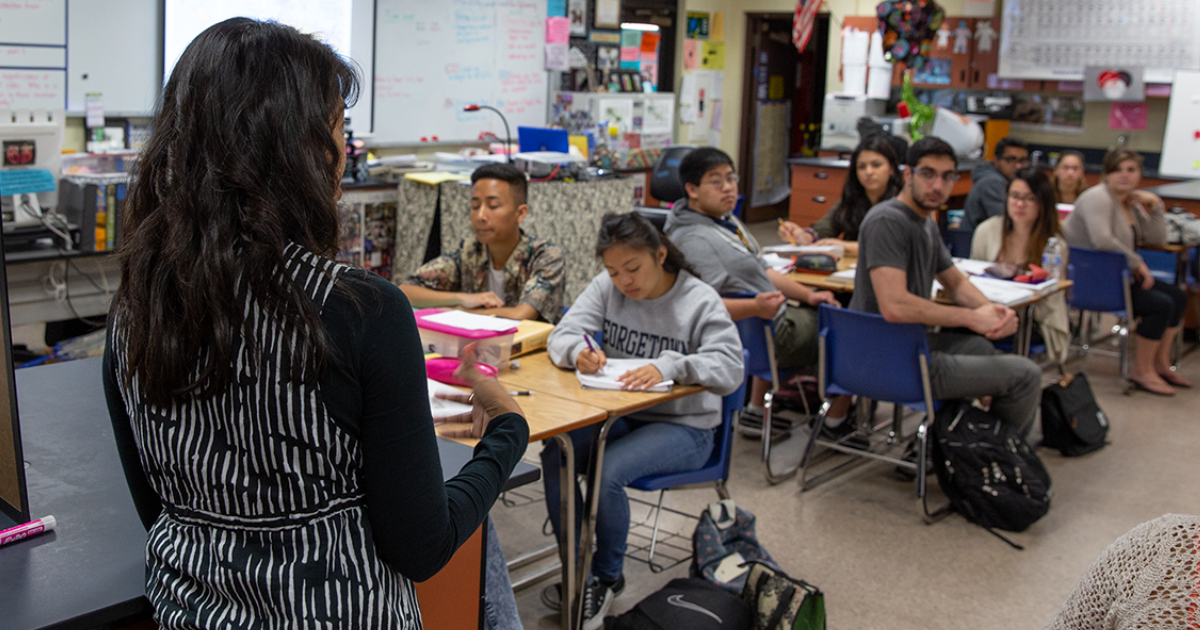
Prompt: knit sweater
<box><xmin>1042</xmin><ymin>514</ymin><xmax>1200</xmax><ymax>630</ymax></box>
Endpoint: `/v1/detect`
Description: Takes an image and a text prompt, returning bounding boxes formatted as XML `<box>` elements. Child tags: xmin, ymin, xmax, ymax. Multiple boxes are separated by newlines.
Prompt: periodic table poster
<box><xmin>998</xmin><ymin>0</ymin><xmax>1200</xmax><ymax>83</ymax></box>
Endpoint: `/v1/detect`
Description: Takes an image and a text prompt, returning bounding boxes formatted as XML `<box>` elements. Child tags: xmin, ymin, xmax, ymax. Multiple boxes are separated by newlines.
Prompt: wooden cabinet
<box><xmin>788</xmin><ymin>163</ymin><xmax>848</xmax><ymax>226</ymax></box>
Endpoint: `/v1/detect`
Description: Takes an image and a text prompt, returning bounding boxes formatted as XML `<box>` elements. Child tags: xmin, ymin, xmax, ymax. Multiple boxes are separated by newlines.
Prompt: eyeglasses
<box><xmin>1000</xmin><ymin>155</ymin><xmax>1032</xmax><ymax>165</ymax></box>
<box><xmin>914</xmin><ymin>168</ymin><xmax>959</xmax><ymax>185</ymax></box>
<box><xmin>702</xmin><ymin>174</ymin><xmax>740</xmax><ymax>188</ymax></box>
<box><xmin>1007</xmin><ymin>192</ymin><xmax>1039</xmax><ymax>205</ymax></box>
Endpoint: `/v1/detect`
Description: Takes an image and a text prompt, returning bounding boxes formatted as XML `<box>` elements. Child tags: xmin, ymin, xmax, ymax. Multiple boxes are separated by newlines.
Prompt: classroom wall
<box><xmin>673</xmin><ymin>0</ymin><xmax>1169</xmax><ymax>166</ymax></box>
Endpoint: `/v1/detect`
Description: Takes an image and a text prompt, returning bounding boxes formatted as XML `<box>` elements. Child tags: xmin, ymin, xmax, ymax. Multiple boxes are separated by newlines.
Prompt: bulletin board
<box><xmin>1157</xmin><ymin>70</ymin><xmax>1200</xmax><ymax>179</ymax></box>
<box><xmin>998</xmin><ymin>0</ymin><xmax>1200</xmax><ymax>83</ymax></box>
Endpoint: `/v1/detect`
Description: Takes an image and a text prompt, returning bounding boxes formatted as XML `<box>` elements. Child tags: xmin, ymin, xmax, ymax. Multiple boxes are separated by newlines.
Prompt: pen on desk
<box><xmin>778</xmin><ymin>218</ymin><xmax>796</xmax><ymax>246</ymax></box>
<box><xmin>0</xmin><ymin>515</ymin><xmax>56</xmax><ymax>547</ymax></box>
<box><xmin>507</xmin><ymin>390</ymin><xmax>534</xmax><ymax>396</ymax></box>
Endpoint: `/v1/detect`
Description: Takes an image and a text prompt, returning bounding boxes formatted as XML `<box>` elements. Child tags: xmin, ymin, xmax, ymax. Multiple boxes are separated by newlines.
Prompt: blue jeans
<box><xmin>540</xmin><ymin>418</ymin><xmax>714</xmax><ymax>583</ymax></box>
<box><xmin>484</xmin><ymin>518</ymin><xmax>524</xmax><ymax>630</ymax></box>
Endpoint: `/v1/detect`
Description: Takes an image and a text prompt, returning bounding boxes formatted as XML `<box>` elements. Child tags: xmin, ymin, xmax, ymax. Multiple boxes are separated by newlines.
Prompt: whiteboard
<box><xmin>1158</xmin><ymin>70</ymin><xmax>1200</xmax><ymax>178</ymax></box>
<box><xmin>999</xmin><ymin>0</ymin><xmax>1200</xmax><ymax>83</ymax></box>
<box><xmin>67</xmin><ymin>0</ymin><xmax>161</xmax><ymax>113</ymax></box>
<box><xmin>372</xmin><ymin>0</ymin><xmax>549</xmax><ymax>144</ymax></box>
<box><xmin>0</xmin><ymin>0</ymin><xmax>67</xmax><ymax>112</ymax></box>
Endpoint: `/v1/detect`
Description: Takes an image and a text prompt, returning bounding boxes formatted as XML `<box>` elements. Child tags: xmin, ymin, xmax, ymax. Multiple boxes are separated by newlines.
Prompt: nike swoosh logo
<box><xmin>667</xmin><ymin>594</ymin><xmax>722</xmax><ymax>623</ymax></box>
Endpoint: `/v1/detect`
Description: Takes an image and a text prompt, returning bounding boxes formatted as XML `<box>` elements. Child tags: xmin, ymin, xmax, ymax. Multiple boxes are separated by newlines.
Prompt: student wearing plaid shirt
<box><xmin>401</xmin><ymin>163</ymin><xmax>565</xmax><ymax>323</ymax></box>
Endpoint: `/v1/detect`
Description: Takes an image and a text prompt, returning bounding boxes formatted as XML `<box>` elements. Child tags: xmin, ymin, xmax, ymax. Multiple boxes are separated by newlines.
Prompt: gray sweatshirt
<box><xmin>962</xmin><ymin>161</ymin><xmax>1008</xmax><ymax>232</ymax></box>
<box><xmin>547</xmin><ymin>270</ymin><xmax>745</xmax><ymax>430</ymax></box>
<box><xmin>663</xmin><ymin>199</ymin><xmax>784</xmax><ymax>322</ymax></box>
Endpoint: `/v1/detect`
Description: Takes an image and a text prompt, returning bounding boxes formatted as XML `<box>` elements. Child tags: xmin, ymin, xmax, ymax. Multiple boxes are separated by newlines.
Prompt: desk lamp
<box><xmin>463</xmin><ymin>105</ymin><xmax>513</xmax><ymax>163</ymax></box>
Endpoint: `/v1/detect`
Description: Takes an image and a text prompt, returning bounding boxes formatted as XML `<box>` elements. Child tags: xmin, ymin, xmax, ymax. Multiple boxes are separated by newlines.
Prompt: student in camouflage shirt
<box><xmin>401</xmin><ymin>163</ymin><xmax>565</xmax><ymax>323</ymax></box>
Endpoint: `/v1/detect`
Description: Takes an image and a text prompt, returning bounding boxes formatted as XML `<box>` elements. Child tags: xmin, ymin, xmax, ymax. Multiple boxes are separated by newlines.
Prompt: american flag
<box><xmin>792</xmin><ymin>0</ymin><xmax>822</xmax><ymax>54</ymax></box>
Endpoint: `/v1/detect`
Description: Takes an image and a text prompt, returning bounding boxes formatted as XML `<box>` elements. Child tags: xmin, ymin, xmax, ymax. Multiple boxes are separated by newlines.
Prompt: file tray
<box><xmin>414</xmin><ymin>308</ymin><xmax>518</xmax><ymax>370</ymax></box>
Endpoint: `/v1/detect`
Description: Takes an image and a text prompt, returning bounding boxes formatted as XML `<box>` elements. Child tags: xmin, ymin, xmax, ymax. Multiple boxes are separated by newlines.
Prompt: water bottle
<box><xmin>1041</xmin><ymin>237</ymin><xmax>1064</xmax><ymax>281</ymax></box>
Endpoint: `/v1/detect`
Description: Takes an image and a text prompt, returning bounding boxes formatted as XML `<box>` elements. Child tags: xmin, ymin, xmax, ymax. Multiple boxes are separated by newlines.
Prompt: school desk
<box><xmin>443</xmin><ymin>351</ymin><xmax>706</xmax><ymax>630</ymax></box>
<box><xmin>1</xmin><ymin>357</ymin><xmax>539</xmax><ymax>630</ymax></box>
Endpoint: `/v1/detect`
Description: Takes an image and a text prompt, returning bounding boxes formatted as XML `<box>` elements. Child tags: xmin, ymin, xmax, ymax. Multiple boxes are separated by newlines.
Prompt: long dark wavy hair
<box><xmin>832</xmin><ymin>135</ymin><xmax>901</xmax><ymax>240</ymax></box>
<box><xmin>596</xmin><ymin>213</ymin><xmax>696</xmax><ymax>276</ymax></box>
<box><xmin>1002</xmin><ymin>167</ymin><xmax>1062</xmax><ymax>266</ymax></box>
<box><xmin>114</xmin><ymin>18</ymin><xmax>360</xmax><ymax>407</ymax></box>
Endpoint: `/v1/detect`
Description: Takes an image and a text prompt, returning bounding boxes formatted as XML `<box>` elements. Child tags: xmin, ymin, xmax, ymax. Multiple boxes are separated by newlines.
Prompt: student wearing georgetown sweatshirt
<box><xmin>540</xmin><ymin>213</ymin><xmax>744</xmax><ymax>628</ymax></box>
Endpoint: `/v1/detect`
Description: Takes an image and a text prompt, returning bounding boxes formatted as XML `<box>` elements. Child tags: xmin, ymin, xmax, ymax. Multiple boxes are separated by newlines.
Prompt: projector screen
<box><xmin>163</xmin><ymin>0</ymin><xmax>376</xmax><ymax>135</ymax></box>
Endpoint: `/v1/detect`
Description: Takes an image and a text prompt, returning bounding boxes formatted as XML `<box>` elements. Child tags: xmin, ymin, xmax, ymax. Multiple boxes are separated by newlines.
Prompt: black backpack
<box><xmin>604</xmin><ymin>578</ymin><xmax>753</xmax><ymax>630</ymax></box>
<box><xmin>1040</xmin><ymin>373</ymin><xmax>1109</xmax><ymax>457</ymax></box>
<box><xmin>931</xmin><ymin>400</ymin><xmax>1052</xmax><ymax>549</ymax></box>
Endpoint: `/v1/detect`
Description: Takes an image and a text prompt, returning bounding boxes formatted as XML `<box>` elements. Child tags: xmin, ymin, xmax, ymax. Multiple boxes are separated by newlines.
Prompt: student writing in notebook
<box><xmin>400</xmin><ymin>163</ymin><xmax>565</xmax><ymax>322</ymax></box>
<box><xmin>541</xmin><ymin>213</ymin><xmax>743</xmax><ymax>628</ymax></box>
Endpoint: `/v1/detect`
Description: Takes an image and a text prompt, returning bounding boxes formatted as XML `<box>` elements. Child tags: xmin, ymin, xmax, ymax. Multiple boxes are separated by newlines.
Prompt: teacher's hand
<box><xmin>434</xmin><ymin>343</ymin><xmax>523</xmax><ymax>438</ymax></box>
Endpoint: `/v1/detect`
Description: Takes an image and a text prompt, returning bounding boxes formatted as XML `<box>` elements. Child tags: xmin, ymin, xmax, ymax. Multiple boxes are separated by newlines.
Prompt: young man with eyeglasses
<box><xmin>851</xmin><ymin>137</ymin><xmax>1042</xmax><ymax>453</ymax></box>
<box><xmin>961</xmin><ymin>136</ymin><xmax>1030</xmax><ymax>232</ymax></box>
<box><xmin>665</xmin><ymin>148</ymin><xmax>840</xmax><ymax>433</ymax></box>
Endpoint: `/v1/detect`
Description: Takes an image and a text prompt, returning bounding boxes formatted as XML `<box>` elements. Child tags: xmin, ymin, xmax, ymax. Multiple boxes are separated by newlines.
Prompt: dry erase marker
<box><xmin>0</xmin><ymin>515</ymin><xmax>56</xmax><ymax>547</ymax></box>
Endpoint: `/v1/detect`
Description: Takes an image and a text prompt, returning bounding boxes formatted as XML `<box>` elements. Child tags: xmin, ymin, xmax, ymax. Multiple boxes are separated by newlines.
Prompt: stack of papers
<box><xmin>966</xmin><ymin>276</ymin><xmax>1036</xmax><ymax>307</ymax></box>
<box><xmin>427</xmin><ymin>378</ymin><xmax>472</xmax><ymax>419</ymax></box>
<box><xmin>827</xmin><ymin>268</ymin><xmax>856</xmax><ymax>285</ymax></box>
<box><xmin>421</xmin><ymin>310</ymin><xmax>521</xmax><ymax>332</ymax></box>
<box><xmin>761</xmin><ymin>253</ymin><xmax>795</xmax><ymax>272</ymax></box>
<box><xmin>405</xmin><ymin>172</ymin><xmax>469</xmax><ymax>185</ymax></box>
<box><xmin>763</xmin><ymin>244</ymin><xmax>845</xmax><ymax>259</ymax></box>
<box><xmin>952</xmin><ymin>258</ymin><xmax>1060</xmax><ymax>296</ymax></box>
<box><xmin>576</xmin><ymin>358</ymin><xmax>674</xmax><ymax>392</ymax></box>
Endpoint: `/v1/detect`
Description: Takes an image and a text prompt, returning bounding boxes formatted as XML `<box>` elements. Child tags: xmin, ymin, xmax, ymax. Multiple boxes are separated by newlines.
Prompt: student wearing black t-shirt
<box><xmin>851</xmin><ymin>137</ymin><xmax>1042</xmax><ymax>437</ymax></box>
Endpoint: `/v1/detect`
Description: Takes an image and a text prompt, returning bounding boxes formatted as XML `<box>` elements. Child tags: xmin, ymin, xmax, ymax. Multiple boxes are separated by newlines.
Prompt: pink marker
<box><xmin>0</xmin><ymin>515</ymin><xmax>56</xmax><ymax>547</ymax></box>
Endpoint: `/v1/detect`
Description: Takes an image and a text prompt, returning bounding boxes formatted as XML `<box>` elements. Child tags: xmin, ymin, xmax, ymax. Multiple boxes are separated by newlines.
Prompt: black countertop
<box><xmin>1</xmin><ymin>357</ymin><xmax>539</xmax><ymax>630</ymax></box>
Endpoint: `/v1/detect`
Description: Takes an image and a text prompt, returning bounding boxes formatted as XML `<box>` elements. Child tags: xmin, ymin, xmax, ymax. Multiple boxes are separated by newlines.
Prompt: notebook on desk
<box><xmin>576</xmin><ymin>358</ymin><xmax>674</xmax><ymax>392</ymax></box>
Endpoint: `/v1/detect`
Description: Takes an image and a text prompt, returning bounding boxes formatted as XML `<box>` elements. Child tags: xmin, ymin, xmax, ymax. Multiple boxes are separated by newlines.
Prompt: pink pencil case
<box><xmin>426</xmin><ymin>357</ymin><xmax>498</xmax><ymax>387</ymax></box>
<box><xmin>414</xmin><ymin>308</ymin><xmax>518</xmax><ymax>370</ymax></box>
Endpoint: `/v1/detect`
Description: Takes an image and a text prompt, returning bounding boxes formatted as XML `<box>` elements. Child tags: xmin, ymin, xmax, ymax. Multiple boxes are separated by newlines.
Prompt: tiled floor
<box><xmin>489</xmin><ymin>219</ymin><xmax>1200</xmax><ymax>630</ymax></box>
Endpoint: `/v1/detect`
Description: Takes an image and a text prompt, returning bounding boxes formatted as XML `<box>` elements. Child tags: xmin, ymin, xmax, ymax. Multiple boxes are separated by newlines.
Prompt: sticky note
<box><xmin>0</xmin><ymin>169</ymin><xmax>56</xmax><ymax>196</ymax></box>
<box><xmin>640</xmin><ymin>32</ymin><xmax>660</xmax><ymax>53</ymax></box>
<box><xmin>620</xmin><ymin>46</ymin><xmax>640</xmax><ymax>62</ymax></box>
<box><xmin>621</xmin><ymin>30</ymin><xmax>642</xmax><ymax>49</ymax></box>
<box><xmin>711</xmin><ymin>12</ymin><xmax>725</xmax><ymax>41</ymax></box>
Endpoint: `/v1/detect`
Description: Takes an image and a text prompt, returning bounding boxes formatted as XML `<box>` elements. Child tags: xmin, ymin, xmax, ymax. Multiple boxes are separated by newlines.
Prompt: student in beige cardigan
<box><xmin>1062</xmin><ymin>148</ymin><xmax>1190</xmax><ymax>395</ymax></box>
<box><xmin>970</xmin><ymin>168</ymin><xmax>1070</xmax><ymax>364</ymax></box>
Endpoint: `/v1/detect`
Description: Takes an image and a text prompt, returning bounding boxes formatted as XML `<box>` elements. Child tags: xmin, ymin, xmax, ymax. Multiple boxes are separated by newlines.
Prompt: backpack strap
<box><xmin>764</xmin><ymin>583</ymin><xmax>796</xmax><ymax>629</ymax></box>
<box><xmin>983</xmin><ymin>526</ymin><xmax>1025</xmax><ymax>551</ymax></box>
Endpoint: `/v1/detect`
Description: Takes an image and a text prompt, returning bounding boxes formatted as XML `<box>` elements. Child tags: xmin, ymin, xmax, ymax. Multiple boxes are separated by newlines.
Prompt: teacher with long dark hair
<box><xmin>102</xmin><ymin>18</ymin><xmax>528</xmax><ymax>628</ymax></box>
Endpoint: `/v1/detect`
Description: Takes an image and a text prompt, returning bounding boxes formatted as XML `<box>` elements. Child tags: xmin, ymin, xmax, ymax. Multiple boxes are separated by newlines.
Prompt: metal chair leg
<box><xmin>761</xmin><ymin>386</ymin><xmax>801</xmax><ymax>484</ymax></box>
<box><xmin>644</xmin><ymin>490</ymin><xmax>666</xmax><ymax>567</ymax></box>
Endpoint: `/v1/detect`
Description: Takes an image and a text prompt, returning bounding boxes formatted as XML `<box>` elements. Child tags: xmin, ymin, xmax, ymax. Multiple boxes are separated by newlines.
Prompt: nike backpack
<box><xmin>604</xmin><ymin>577</ymin><xmax>752</xmax><ymax>630</ymax></box>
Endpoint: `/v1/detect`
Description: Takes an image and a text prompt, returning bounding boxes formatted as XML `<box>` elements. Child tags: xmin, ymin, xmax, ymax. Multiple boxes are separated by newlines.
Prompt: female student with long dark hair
<box><xmin>540</xmin><ymin>213</ymin><xmax>744</xmax><ymax>628</ymax></box>
<box><xmin>1052</xmin><ymin>150</ymin><xmax>1087</xmax><ymax>204</ymax></box>
<box><xmin>777</xmin><ymin>134</ymin><xmax>903</xmax><ymax>256</ymax></box>
<box><xmin>970</xmin><ymin>168</ymin><xmax>1071</xmax><ymax>364</ymax></box>
<box><xmin>103</xmin><ymin>19</ymin><xmax>528</xmax><ymax>628</ymax></box>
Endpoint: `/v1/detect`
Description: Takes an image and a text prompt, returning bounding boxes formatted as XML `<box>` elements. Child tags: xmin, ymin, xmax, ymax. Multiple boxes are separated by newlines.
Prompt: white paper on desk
<box><xmin>827</xmin><ymin>268</ymin><xmax>856</xmax><ymax>284</ymax></box>
<box><xmin>422</xmin><ymin>310</ymin><xmax>521</xmax><ymax>332</ymax></box>
<box><xmin>428</xmin><ymin>378</ymin><xmax>473</xmax><ymax>418</ymax></box>
<box><xmin>763</xmin><ymin>244</ymin><xmax>845</xmax><ymax>259</ymax></box>
<box><xmin>761</xmin><ymin>253</ymin><xmax>795</xmax><ymax>272</ymax></box>
<box><xmin>577</xmin><ymin>358</ymin><xmax>674</xmax><ymax>392</ymax></box>
<box><xmin>967</xmin><ymin>276</ymin><xmax>1036</xmax><ymax>307</ymax></box>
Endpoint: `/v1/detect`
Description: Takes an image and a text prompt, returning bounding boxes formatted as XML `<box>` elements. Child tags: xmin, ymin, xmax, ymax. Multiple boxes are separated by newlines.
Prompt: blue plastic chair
<box><xmin>944</xmin><ymin>227</ymin><xmax>974</xmax><ymax>258</ymax></box>
<box><xmin>799</xmin><ymin>304</ymin><xmax>947</xmax><ymax>522</ymax></box>
<box><xmin>722</xmin><ymin>293</ymin><xmax>808</xmax><ymax>484</ymax></box>
<box><xmin>1138</xmin><ymin>248</ymin><xmax>1178</xmax><ymax>284</ymax></box>
<box><xmin>1066</xmin><ymin>247</ymin><xmax>1134</xmax><ymax>378</ymax></box>
<box><xmin>627</xmin><ymin>354</ymin><xmax>748</xmax><ymax>571</ymax></box>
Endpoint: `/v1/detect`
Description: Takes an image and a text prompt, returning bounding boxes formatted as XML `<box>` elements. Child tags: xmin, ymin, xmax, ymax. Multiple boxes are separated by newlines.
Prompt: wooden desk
<box><xmin>496</xmin><ymin>352</ymin><xmax>704</xmax><ymax>419</ymax></box>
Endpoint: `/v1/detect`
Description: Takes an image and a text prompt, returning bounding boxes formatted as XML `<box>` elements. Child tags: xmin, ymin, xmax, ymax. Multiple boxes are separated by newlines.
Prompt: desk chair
<box><xmin>944</xmin><ymin>227</ymin><xmax>974</xmax><ymax>258</ymax></box>
<box><xmin>625</xmin><ymin>357</ymin><xmax>748</xmax><ymax>572</ymax></box>
<box><xmin>799</xmin><ymin>304</ymin><xmax>948</xmax><ymax>522</ymax></box>
<box><xmin>647</xmin><ymin>146</ymin><xmax>697</xmax><ymax>205</ymax></box>
<box><xmin>1067</xmin><ymin>247</ymin><xmax>1134</xmax><ymax>379</ymax></box>
<box><xmin>1138</xmin><ymin>248</ymin><xmax>1179</xmax><ymax>284</ymax></box>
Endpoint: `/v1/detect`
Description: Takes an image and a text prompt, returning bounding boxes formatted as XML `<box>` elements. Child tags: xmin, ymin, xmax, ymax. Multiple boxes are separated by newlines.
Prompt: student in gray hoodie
<box><xmin>541</xmin><ymin>213</ymin><xmax>744</xmax><ymax>628</ymax></box>
<box><xmin>961</xmin><ymin>137</ymin><xmax>1030</xmax><ymax>232</ymax></box>
<box><xmin>664</xmin><ymin>148</ymin><xmax>840</xmax><ymax>432</ymax></box>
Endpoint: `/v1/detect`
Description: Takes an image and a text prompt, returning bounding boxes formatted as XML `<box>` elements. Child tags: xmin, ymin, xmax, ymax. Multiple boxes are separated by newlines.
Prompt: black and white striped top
<box><xmin>104</xmin><ymin>244</ymin><xmax>529</xmax><ymax>629</ymax></box>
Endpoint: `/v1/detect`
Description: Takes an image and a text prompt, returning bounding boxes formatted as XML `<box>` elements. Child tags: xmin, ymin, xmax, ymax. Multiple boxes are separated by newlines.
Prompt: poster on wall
<box><xmin>595</xmin><ymin>0</ymin><xmax>620</xmax><ymax>29</ymax></box>
<box><xmin>687</xmin><ymin>12</ymin><xmax>710</xmax><ymax>39</ymax></box>
<box><xmin>568</xmin><ymin>0</ymin><xmax>587</xmax><ymax>36</ymax></box>
<box><xmin>1083</xmin><ymin>66</ymin><xmax>1145</xmax><ymax>102</ymax></box>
